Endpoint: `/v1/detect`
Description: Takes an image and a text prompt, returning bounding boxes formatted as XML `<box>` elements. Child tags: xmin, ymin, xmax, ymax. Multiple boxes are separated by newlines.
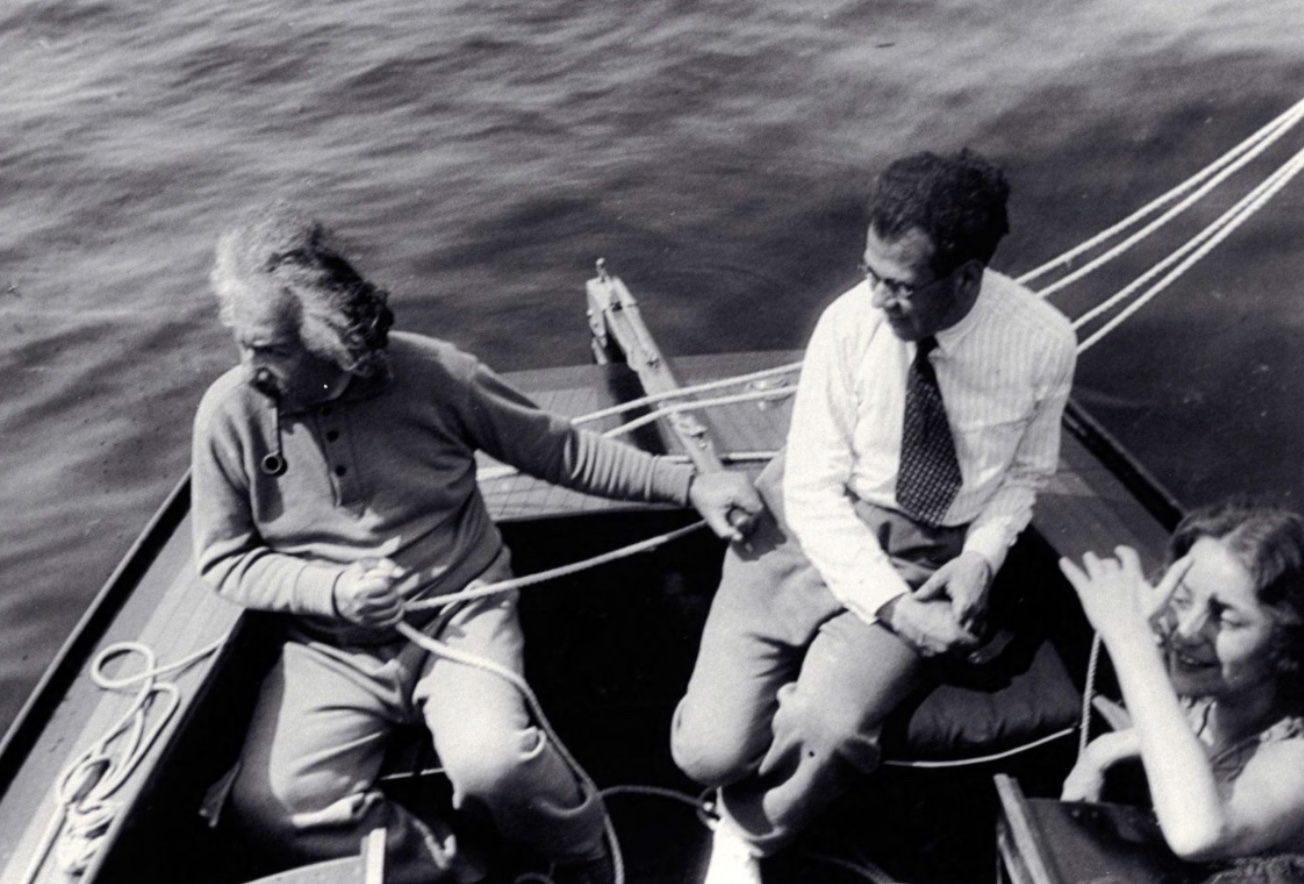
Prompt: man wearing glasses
<box><xmin>671</xmin><ymin>149</ymin><xmax>1078</xmax><ymax>883</ymax></box>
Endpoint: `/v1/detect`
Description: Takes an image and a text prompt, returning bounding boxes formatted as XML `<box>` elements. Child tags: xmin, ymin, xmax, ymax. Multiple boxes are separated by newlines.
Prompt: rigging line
<box><xmin>1018</xmin><ymin>96</ymin><xmax>1304</xmax><ymax>288</ymax></box>
<box><xmin>879</xmin><ymin>726</ymin><xmax>1077</xmax><ymax>769</ymax></box>
<box><xmin>571</xmin><ymin>361</ymin><xmax>802</xmax><ymax>427</ymax></box>
<box><xmin>404</xmin><ymin>521</ymin><xmax>709</xmax><ymax>612</ymax></box>
<box><xmin>1029</xmin><ymin>100</ymin><xmax>1304</xmax><ymax>300</ymax></box>
<box><xmin>1077</xmin><ymin>145</ymin><xmax>1304</xmax><ymax>354</ymax></box>
<box><xmin>1072</xmin><ymin>143</ymin><xmax>1304</xmax><ymax>331</ymax></box>
<box><xmin>600</xmin><ymin>386</ymin><xmax>798</xmax><ymax>440</ymax></box>
<box><xmin>1079</xmin><ymin>633</ymin><xmax>1105</xmax><ymax>759</ymax></box>
<box><xmin>476</xmin><ymin>450</ymin><xmax>780</xmax><ymax>483</ymax></box>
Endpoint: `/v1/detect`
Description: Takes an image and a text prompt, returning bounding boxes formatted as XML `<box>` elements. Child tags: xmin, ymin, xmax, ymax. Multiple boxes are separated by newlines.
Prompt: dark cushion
<box><xmin>882</xmin><ymin>636</ymin><xmax>1081</xmax><ymax>763</ymax></box>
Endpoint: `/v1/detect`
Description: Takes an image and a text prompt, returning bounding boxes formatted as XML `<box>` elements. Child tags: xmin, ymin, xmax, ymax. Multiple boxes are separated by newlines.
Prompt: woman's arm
<box><xmin>1057</xmin><ymin>549</ymin><xmax>1304</xmax><ymax>860</ymax></box>
<box><xmin>1061</xmin><ymin>728</ymin><xmax>1141</xmax><ymax>802</ymax></box>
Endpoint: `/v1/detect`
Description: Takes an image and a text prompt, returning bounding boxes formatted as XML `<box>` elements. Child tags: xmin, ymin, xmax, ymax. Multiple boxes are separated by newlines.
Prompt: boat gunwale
<box><xmin>0</xmin><ymin>474</ymin><xmax>193</xmax><ymax>791</ymax></box>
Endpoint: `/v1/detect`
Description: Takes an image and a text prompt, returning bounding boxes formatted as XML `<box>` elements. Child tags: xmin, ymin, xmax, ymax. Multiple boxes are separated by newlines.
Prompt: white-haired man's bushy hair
<box><xmin>211</xmin><ymin>201</ymin><xmax>395</xmax><ymax>378</ymax></box>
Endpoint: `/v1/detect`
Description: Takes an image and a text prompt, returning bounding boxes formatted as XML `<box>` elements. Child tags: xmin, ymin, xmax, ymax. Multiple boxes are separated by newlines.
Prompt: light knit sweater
<box><xmin>192</xmin><ymin>331</ymin><xmax>694</xmax><ymax>644</ymax></box>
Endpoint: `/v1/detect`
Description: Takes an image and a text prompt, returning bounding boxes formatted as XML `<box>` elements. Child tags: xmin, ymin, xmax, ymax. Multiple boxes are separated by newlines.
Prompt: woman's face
<box><xmin>1160</xmin><ymin>536</ymin><xmax>1280</xmax><ymax>702</ymax></box>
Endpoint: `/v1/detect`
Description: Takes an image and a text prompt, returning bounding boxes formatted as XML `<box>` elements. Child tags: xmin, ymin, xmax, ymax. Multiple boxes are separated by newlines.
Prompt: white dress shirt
<box><xmin>783</xmin><ymin>269</ymin><xmax>1077</xmax><ymax>624</ymax></box>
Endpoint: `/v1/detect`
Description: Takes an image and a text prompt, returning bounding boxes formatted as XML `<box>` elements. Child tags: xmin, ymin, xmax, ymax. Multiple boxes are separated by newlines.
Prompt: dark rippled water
<box><xmin>3</xmin><ymin>0</ymin><xmax>1304</xmax><ymax>730</ymax></box>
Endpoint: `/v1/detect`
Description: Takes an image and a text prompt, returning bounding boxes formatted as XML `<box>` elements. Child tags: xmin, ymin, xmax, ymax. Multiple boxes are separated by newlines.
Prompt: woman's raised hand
<box><xmin>1058</xmin><ymin>546</ymin><xmax>1193</xmax><ymax>641</ymax></box>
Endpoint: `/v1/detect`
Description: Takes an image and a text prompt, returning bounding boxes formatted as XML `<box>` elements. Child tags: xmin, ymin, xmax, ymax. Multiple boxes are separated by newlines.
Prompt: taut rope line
<box><xmin>572</xmin><ymin>361</ymin><xmax>802</xmax><ymax>427</ymax></box>
<box><xmin>599</xmin><ymin>386</ymin><xmax>797</xmax><ymax>440</ymax></box>
<box><xmin>1076</xmin><ymin>143</ymin><xmax>1304</xmax><ymax>353</ymax></box>
<box><xmin>1019</xmin><ymin>96</ymin><xmax>1304</xmax><ymax>292</ymax></box>
<box><xmin>404</xmin><ymin>520</ymin><xmax>708</xmax><ymax>612</ymax></box>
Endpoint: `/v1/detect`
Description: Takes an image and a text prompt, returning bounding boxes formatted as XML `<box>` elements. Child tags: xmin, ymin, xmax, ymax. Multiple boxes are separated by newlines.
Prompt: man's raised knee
<box><xmin>771</xmin><ymin>686</ymin><xmax>883</xmax><ymax>772</ymax></box>
<box><xmin>670</xmin><ymin>703</ymin><xmax>754</xmax><ymax>786</ymax></box>
<box><xmin>439</xmin><ymin>724</ymin><xmax>544</xmax><ymax>800</ymax></box>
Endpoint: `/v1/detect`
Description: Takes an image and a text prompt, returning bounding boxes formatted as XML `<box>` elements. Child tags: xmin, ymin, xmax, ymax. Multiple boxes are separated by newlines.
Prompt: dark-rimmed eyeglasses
<box><xmin>859</xmin><ymin>261</ymin><xmax>956</xmax><ymax>303</ymax></box>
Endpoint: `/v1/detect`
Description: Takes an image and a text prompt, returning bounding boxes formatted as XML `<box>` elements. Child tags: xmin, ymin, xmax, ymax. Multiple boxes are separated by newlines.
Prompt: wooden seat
<box><xmin>242</xmin><ymin>828</ymin><xmax>386</xmax><ymax>884</ymax></box>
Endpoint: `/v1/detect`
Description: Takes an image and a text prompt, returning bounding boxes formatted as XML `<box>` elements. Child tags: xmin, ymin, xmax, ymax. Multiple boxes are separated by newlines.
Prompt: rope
<box><xmin>17</xmin><ymin>638</ymin><xmax>225</xmax><ymax>884</ymax></box>
<box><xmin>601</xmin><ymin>386</ymin><xmax>797</xmax><ymax>440</ymax></box>
<box><xmin>404</xmin><ymin>521</ymin><xmax>708</xmax><ymax>612</ymax></box>
<box><xmin>1078</xmin><ymin>633</ymin><xmax>1105</xmax><ymax>759</ymax></box>
<box><xmin>474</xmin><ymin>359</ymin><xmax>798</xmax><ymax>484</ymax></box>
<box><xmin>572</xmin><ymin>361</ymin><xmax>802</xmax><ymax>427</ymax></box>
<box><xmin>1019</xmin><ymin>96</ymin><xmax>1304</xmax><ymax>291</ymax></box>
<box><xmin>1075</xmin><ymin>143</ymin><xmax>1304</xmax><ymax>353</ymax></box>
<box><xmin>476</xmin><ymin>450</ymin><xmax>779</xmax><ymax>484</ymax></box>
<box><xmin>879</xmin><ymin>726</ymin><xmax>1076</xmax><ymax>770</ymax></box>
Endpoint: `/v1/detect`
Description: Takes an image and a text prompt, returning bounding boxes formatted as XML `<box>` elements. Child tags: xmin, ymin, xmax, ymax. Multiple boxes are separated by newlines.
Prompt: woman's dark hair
<box><xmin>1170</xmin><ymin>500</ymin><xmax>1304</xmax><ymax>712</ymax></box>
<box><xmin>212</xmin><ymin>201</ymin><xmax>395</xmax><ymax>378</ymax></box>
<box><xmin>866</xmin><ymin>148</ymin><xmax>1011</xmax><ymax>277</ymax></box>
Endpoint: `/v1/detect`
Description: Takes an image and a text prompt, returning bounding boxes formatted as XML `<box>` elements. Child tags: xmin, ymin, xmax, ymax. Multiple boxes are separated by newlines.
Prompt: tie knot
<box><xmin>916</xmin><ymin>336</ymin><xmax>939</xmax><ymax>359</ymax></box>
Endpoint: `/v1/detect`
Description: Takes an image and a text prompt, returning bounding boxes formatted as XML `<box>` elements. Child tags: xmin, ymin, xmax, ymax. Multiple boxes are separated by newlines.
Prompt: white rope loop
<box><xmin>19</xmin><ymin>638</ymin><xmax>224</xmax><ymax>884</ymax></box>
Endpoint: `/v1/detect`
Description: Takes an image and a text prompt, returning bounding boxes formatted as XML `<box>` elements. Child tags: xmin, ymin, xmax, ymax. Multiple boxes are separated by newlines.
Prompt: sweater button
<box><xmin>334</xmin><ymin>465</ymin><xmax>348</xmax><ymax>477</ymax></box>
<box><xmin>326</xmin><ymin>430</ymin><xmax>340</xmax><ymax>442</ymax></box>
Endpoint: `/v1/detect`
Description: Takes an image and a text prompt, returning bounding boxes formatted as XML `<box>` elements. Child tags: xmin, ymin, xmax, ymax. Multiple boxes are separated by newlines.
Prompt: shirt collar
<box><xmin>933</xmin><ymin>269</ymin><xmax>990</xmax><ymax>354</ymax></box>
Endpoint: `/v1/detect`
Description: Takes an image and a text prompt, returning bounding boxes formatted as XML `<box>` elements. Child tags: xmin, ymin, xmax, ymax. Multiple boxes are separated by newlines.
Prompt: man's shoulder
<box><xmin>821</xmin><ymin>283</ymin><xmax>873</xmax><ymax>321</ymax></box>
<box><xmin>983</xmin><ymin>271</ymin><xmax>1076</xmax><ymax>352</ymax></box>
<box><xmin>814</xmin><ymin>282</ymin><xmax>883</xmax><ymax>341</ymax></box>
<box><xmin>387</xmin><ymin>331</ymin><xmax>481</xmax><ymax>379</ymax></box>
<box><xmin>195</xmin><ymin>367</ymin><xmax>259</xmax><ymax>430</ymax></box>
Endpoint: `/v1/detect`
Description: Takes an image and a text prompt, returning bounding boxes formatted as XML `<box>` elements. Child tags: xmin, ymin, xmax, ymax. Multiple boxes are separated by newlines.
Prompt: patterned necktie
<box><xmin>897</xmin><ymin>336</ymin><xmax>962</xmax><ymax>525</ymax></box>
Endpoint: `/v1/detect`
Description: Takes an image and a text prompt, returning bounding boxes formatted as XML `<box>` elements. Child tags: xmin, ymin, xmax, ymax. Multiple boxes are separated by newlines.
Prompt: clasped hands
<box><xmin>883</xmin><ymin>551</ymin><xmax>993</xmax><ymax>657</ymax></box>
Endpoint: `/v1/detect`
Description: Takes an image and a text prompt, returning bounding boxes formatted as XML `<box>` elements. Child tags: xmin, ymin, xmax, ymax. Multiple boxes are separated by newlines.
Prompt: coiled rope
<box><xmin>18</xmin><ymin>638</ymin><xmax>225</xmax><ymax>884</ymax></box>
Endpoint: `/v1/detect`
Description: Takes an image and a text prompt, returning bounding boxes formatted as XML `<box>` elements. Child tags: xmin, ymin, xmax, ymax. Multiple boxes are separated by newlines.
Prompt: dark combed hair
<box><xmin>1169</xmin><ymin>500</ymin><xmax>1304</xmax><ymax>713</ymax></box>
<box><xmin>212</xmin><ymin>201</ymin><xmax>396</xmax><ymax>378</ymax></box>
<box><xmin>866</xmin><ymin>149</ymin><xmax>1011</xmax><ymax>276</ymax></box>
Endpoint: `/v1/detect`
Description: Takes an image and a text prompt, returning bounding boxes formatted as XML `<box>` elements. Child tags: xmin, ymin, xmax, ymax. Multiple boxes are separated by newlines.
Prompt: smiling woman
<box><xmin>1058</xmin><ymin>501</ymin><xmax>1304</xmax><ymax>867</ymax></box>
